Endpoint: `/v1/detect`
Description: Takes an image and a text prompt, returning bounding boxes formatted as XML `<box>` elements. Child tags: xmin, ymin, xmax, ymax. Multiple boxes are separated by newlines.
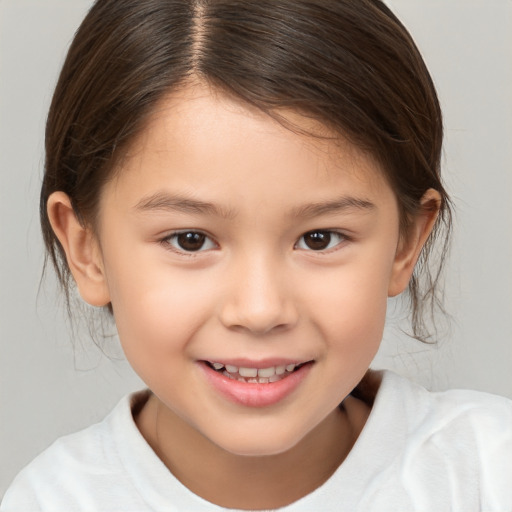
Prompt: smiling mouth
<box><xmin>204</xmin><ymin>361</ymin><xmax>311</xmax><ymax>384</ymax></box>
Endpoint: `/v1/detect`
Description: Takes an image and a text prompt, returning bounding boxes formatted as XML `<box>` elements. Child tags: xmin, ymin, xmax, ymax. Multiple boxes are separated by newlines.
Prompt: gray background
<box><xmin>1</xmin><ymin>0</ymin><xmax>511</xmax><ymax>499</ymax></box>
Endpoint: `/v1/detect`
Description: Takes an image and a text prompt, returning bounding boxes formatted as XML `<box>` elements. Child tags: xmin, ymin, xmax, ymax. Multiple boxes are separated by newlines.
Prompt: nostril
<box><xmin>227</xmin><ymin>321</ymin><xmax>292</xmax><ymax>336</ymax></box>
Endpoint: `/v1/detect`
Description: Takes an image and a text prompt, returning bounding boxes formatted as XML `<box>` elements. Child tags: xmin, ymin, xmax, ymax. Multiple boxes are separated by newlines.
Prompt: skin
<box><xmin>48</xmin><ymin>84</ymin><xmax>439</xmax><ymax>509</ymax></box>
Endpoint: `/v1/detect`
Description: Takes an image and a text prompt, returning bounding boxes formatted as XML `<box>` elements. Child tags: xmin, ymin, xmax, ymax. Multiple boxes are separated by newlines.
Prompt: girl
<box><xmin>2</xmin><ymin>0</ymin><xmax>511</xmax><ymax>510</ymax></box>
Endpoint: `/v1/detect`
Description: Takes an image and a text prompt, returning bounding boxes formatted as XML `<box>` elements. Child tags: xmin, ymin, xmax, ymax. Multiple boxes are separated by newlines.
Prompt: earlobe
<box><xmin>388</xmin><ymin>189</ymin><xmax>441</xmax><ymax>297</ymax></box>
<box><xmin>47</xmin><ymin>192</ymin><xmax>110</xmax><ymax>307</ymax></box>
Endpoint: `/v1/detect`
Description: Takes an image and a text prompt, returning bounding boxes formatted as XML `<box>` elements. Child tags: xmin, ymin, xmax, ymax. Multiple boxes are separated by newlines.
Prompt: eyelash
<box><xmin>160</xmin><ymin>229</ymin><xmax>349</xmax><ymax>254</ymax></box>
<box><xmin>161</xmin><ymin>230</ymin><xmax>218</xmax><ymax>254</ymax></box>
<box><xmin>295</xmin><ymin>230</ymin><xmax>348</xmax><ymax>252</ymax></box>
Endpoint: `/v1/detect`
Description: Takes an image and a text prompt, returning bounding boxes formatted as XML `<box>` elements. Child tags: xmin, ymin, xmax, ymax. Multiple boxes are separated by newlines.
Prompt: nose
<box><xmin>219</xmin><ymin>254</ymin><xmax>298</xmax><ymax>335</ymax></box>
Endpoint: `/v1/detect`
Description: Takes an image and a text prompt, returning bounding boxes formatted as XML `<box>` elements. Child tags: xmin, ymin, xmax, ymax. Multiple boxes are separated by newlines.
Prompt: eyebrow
<box><xmin>291</xmin><ymin>196</ymin><xmax>376</xmax><ymax>218</ymax></box>
<box><xmin>133</xmin><ymin>192</ymin><xmax>236</xmax><ymax>219</ymax></box>
<box><xmin>133</xmin><ymin>191</ymin><xmax>375</xmax><ymax>219</ymax></box>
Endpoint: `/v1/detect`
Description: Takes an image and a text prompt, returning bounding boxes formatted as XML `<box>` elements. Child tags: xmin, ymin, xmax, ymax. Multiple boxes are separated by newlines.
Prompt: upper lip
<box><xmin>201</xmin><ymin>358</ymin><xmax>313</xmax><ymax>369</ymax></box>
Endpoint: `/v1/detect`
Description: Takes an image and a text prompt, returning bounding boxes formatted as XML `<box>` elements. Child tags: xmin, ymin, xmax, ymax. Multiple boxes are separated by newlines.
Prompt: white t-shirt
<box><xmin>2</xmin><ymin>371</ymin><xmax>512</xmax><ymax>511</ymax></box>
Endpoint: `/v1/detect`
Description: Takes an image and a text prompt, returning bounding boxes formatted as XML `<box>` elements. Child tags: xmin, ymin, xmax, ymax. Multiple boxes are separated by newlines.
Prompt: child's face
<box><xmin>91</xmin><ymin>85</ymin><xmax>412</xmax><ymax>456</ymax></box>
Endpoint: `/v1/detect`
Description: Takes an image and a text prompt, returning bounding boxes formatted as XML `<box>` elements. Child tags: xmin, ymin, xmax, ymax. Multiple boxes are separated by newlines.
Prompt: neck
<box><xmin>135</xmin><ymin>394</ymin><xmax>370</xmax><ymax>510</ymax></box>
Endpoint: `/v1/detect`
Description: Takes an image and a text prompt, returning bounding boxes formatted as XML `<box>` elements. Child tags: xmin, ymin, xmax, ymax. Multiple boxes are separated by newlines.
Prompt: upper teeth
<box><xmin>210</xmin><ymin>362</ymin><xmax>297</xmax><ymax>377</ymax></box>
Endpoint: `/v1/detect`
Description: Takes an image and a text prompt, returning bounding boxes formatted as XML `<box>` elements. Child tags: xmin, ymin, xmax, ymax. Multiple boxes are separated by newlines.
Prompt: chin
<box><xmin>210</xmin><ymin>425</ymin><xmax>307</xmax><ymax>458</ymax></box>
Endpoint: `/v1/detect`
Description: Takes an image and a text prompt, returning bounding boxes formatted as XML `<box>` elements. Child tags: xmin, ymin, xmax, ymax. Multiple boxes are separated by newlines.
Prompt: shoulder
<box><xmin>373</xmin><ymin>371</ymin><xmax>512</xmax><ymax>509</ymax></box>
<box><xmin>1</xmin><ymin>422</ymin><xmax>109</xmax><ymax>511</ymax></box>
<box><xmin>1</xmin><ymin>391</ymin><xmax>151</xmax><ymax>512</ymax></box>
<box><xmin>382</xmin><ymin>371</ymin><xmax>512</xmax><ymax>438</ymax></box>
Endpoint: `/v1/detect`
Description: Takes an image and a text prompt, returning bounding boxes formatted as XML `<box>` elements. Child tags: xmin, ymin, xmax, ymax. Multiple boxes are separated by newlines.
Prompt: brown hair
<box><xmin>41</xmin><ymin>0</ymin><xmax>452</xmax><ymax>341</ymax></box>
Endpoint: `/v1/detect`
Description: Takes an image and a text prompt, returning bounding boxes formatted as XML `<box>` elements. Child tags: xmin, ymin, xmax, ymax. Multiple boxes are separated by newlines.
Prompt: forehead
<box><xmin>105</xmin><ymin>84</ymin><xmax>395</xmax><ymax>213</ymax></box>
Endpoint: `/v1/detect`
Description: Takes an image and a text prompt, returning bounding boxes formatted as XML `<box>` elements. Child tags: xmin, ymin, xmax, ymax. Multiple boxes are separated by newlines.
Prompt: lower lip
<box><xmin>200</xmin><ymin>362</ymin><xmax>313</xmax><ymax>408</ymax></box>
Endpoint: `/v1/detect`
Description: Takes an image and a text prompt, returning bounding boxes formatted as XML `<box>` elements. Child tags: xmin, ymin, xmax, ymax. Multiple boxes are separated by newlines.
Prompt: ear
<box><xmin>388</xmin><ymin>189</ymin><xmax>441</xmax><ymax>297</ymax></box>
<box><xmin>47</xmin><ymin>192</ymin><xmax>110</xmax><ymax>307</ymax></box>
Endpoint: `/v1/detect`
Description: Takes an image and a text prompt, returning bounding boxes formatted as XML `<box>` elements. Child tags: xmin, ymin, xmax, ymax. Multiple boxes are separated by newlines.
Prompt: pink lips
<box><xmin>200</xmin><ymin>360</ymin><xmax>313</xmax><ymax>408</ymax></box>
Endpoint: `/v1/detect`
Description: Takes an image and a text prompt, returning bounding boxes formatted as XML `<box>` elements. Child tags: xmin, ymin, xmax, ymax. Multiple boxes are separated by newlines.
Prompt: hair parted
<box><xmin>41</xmin><ymin>0</ymin><xmax>452</xmax><ymax>342</ymax></box>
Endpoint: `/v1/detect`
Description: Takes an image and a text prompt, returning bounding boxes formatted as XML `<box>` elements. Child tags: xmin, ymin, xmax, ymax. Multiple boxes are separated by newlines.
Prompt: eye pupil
<box><xmin>304</xmin><ymin>231</ymin><xmax>331</xmax><ymax>250</ymax></box>
<box><xmin>177</xmin><ymin>232</ymin><xmax>206</xmax><ymax>251</ymax></box>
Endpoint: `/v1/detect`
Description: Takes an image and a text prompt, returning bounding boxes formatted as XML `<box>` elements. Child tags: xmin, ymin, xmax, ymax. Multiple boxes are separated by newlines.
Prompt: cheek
<box><xmin>303</xmin><ymin>252</ymin><xmax>394</xmax><ymax>349</ymax></box>
<box><xmin>103</xmin><ymin>251</ymin><xmax>212</xmax><ymax>360</ymax></box>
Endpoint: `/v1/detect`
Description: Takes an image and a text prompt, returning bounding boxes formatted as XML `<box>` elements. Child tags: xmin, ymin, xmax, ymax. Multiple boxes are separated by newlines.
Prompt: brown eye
<box><xmin>165</xmin><ymin>231</ymin><xmax>216</xmax><ymax>252</ymax></box>
<box><xmin>177</xmin><ymin>232</ymin><xmax>205</xmax><ymax>251</ymax></box>
<box><xmin>296</xmin><ymin>230</ymin><xmax>345</xmax><ymax>251</ymax></box>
